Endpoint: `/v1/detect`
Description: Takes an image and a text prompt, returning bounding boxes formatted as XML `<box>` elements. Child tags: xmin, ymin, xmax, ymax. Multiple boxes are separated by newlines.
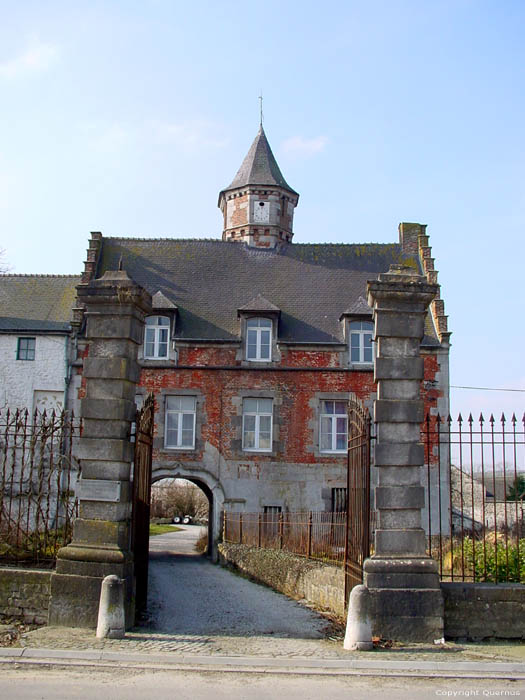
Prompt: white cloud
<box><xmin>150</xmin><ymin>119</ymin><xmax>229</xmax><ymax>151</ymax></box>
<box><xmin>281</xmin><ymin>135</ymin><xmax>329</xmax><ymax>157</ymax></box>
<box><xmin>0</xmin><ymin>40</ymin><xmax>59</xmax><ymax>80</ymax></box>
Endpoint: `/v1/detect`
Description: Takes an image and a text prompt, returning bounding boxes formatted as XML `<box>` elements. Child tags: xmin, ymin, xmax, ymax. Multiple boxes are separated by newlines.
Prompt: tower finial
<box><xmin>259</xmin><ymin>91</ymin><xmax>263</xmax><ymax>126</ymax></box>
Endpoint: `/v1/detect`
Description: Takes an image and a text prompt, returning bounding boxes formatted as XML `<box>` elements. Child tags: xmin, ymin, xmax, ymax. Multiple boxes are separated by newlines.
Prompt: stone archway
<box><xmin>152</xmin><ymin>465</ymin><xmax>225</xmax><ymax>562</ymax></box>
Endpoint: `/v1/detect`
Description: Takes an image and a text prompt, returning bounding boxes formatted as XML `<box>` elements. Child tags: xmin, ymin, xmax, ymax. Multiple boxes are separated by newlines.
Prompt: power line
<box><xmin>451</xmin><ymin>385</ymin><xmax>525</xmax><ymax>393</ymax></box>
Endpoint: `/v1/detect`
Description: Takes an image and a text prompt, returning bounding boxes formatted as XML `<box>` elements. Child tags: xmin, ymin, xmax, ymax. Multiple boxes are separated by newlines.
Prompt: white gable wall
<box><xmin>0</xmin><ymin>333</ymin><xmax>69</xmax><ymax>412</ymax></box>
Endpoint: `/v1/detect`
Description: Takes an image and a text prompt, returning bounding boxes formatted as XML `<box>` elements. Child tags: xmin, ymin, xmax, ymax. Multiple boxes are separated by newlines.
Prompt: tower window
<box><xmin>144</xmin><ymin>316</ymin><xmax>170</xmax><ymax>359</ymax></box>
<box><xmin>246</xmin><ymin>318</ymin><xmax>272</xmax><ymax>361</ymax></box>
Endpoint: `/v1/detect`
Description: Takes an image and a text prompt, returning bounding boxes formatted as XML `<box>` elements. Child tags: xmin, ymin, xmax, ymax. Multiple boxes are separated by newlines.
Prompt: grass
<box><xmin>149</xmin><ymin>523</ymin><xmax>182</xmax><ymax>536</ymax></box>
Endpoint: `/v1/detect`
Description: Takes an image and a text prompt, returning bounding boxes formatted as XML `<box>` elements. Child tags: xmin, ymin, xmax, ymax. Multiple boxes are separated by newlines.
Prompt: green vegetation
<box><xmin>443</xmin><ymin>536</ymin><xmax>525</xmax><ymax>583</ymax></box>
<box><xmin>149</xmin><ymin>523</ymin><xmax>181</xmax><ymax>536</ymax></box>
<box><xmin>507</xmin><ymin>475</ymin><xmax>525</xmax><ymax>501</ymax></box>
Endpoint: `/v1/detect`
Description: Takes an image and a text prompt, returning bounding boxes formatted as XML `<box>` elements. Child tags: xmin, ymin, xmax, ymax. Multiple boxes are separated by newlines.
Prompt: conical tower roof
<box><xmin>221</xmin><ymin>126</ymin><xmax>298</xmax><ymax>196</ymax></box>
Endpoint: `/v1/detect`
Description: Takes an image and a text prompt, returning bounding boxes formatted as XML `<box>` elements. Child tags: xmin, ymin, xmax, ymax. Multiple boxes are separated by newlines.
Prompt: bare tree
<box><xmin>0</xmin><ymin>248</ymin><xmax>10</xmax><ymax>273</ymax></box>
<box><xmin>151</xmin><ymin>478</ymin><xmax>209</xmax><ymax>521</ymax></box>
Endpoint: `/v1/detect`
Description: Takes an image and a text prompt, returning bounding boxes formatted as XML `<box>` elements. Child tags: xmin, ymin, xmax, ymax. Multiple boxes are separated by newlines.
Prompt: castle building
<box><xmin>73</xmin><ymin>126</ymin><xmax>451</xmax><ymax>541</ymax></box>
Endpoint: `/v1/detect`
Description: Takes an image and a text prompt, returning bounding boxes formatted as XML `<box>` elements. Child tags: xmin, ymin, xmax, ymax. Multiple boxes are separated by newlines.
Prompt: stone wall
<box><xmin>0</xmin><ymin>568</ymin><xmax>52</xmax><ymax>624</ymax></box>
<box><xmin>442</xmin><ymin>582</ymin><xmax>525</xmax><ymax>640</ymax></box>
<box><xmin>219</xmin><ymin>545</ymin><xmax>525</xmax><ymax>639</ymax></box>
<box><xmin>219</xmin><ymin>543</ymin><xmax>345</xmax><ymax>617</ymax></box>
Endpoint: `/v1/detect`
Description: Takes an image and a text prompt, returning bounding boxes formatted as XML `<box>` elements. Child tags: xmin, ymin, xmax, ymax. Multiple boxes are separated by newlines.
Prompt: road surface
<box><xmin>146</xmin><ymin>524</ymin><xmax>328</xmax><ymax>638</ymax></box>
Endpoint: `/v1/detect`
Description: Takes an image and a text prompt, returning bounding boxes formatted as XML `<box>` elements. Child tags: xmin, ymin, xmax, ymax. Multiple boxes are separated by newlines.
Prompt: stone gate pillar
<box><xmin>364</xmin><ymin>264</ymin><xmax>444</xmax><ymax>642</ymax></box>
<box><xmin>48</xmin><ymin>270</ymin><xmax>151</xmax><ymax>629</ymax></box>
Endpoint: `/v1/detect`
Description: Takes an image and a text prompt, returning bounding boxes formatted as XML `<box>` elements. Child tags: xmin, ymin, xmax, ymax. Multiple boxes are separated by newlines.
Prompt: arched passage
<box><xmin>151</xmin><ymin>464</ymin><xmax>225</xmax><ymax>562</ymax></box>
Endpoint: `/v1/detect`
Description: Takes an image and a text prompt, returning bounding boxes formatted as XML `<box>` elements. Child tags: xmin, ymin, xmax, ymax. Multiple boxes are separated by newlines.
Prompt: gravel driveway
<box><xmin>146</xmin><ymin>526</ymin><xmax>329</xmax><ymax>638</ymax></box>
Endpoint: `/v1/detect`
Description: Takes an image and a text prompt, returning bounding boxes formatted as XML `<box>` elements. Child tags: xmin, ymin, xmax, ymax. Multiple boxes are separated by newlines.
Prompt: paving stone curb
<box><xmin>1</xmin><ymin>647</ymin><xmax>525</xmax><ymax>680</ymax></box>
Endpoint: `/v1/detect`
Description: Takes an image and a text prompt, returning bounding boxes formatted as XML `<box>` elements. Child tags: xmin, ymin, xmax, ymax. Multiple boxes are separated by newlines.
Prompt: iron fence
<box><xmin>0</xmin><ymin>407</ymin><xmax>81</xmax><ymax>565</ymax></box>
<box><xmin>223</xmin><ymin>511</ymin><xmax>347</xmax><ymax>564</ymax></box>
<box><xmin>424</xmin><ymin>412</ymin><xmax>525</xmax><ymax>583</ymax></box>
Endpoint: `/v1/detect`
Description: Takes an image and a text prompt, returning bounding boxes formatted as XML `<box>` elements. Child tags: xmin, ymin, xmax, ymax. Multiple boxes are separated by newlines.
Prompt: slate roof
<box><xmin>96</xmin><ymin>238</ymin><xmax>439</xmax><ymax>345</ymax></box>
<box><xmin>220</xmin><ymin>126</ymin><xmax>298</xmax><ymax>197</ymax></box>
<box><xmin>0</xmin><ymin>275</ymin><xmax>80</xmax><ymax>332</ymax></box>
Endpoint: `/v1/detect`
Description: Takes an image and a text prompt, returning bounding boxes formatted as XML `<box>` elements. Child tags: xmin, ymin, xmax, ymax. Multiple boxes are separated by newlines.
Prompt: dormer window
<box><xmin>144</xmin><ymin>315</ymin><xmax>170</xmax><ymax>359</ymax></box>
<box><xmin>349</xmin><ymin>320</ymin><xmax>373</xmax><ymax>365</ymax></box>
<box><xmin>246</xmin><ymin>318</ymin><xmax>272</xmax><ymax>361</ymax></box>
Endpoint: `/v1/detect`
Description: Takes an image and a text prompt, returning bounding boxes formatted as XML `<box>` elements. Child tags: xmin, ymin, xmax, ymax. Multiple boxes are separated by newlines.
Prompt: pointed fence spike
<box><xmin>489</xmin><ymin>414</ymin><xmax>495</xmax><ymax>424</ymax></box>
<box><xmin>501</xmin><ymin>412</ymin><xmax>506</xmax><ymax>424</ymax></box>
<box><xmin>479</xmin><ymin>413</ymin><xmax>484</xmax><ymax>424</ymax></box>
<box><xmin>512</xmin><ymin>413</ymin><xmax>517</xmax><ymax>424</ymax></box>
<box><xmin>468</xmin><ymin>413</ymin><xmax>473</xmax><ymax>424</ymax></box>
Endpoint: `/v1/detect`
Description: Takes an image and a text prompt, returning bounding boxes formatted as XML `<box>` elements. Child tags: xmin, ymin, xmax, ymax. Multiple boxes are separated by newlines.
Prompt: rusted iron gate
<box><xmin>131</xmin><ymin>393</ymin><xmax>155</xmax><ymax>615</ymax></box>
<box><xmin>344</xmin><ymin>394</ymin><xmax>372</xmax><ymax>605</ymax></box>
<box><xmin>0</xmin><ymin>407</ymin><xmax>80</xmax><ymax>565</ymax></box>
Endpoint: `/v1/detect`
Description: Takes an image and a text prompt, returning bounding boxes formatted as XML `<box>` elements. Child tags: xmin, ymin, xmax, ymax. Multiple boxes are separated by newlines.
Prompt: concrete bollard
<box><xmin>344</xmin><ymin>584</ymin><xmax>373</xmax><ymax>651</ymax></box>
<box><xmin>96</xmin><ymin>575</ymin><xmax>125</xmax><ymax>639</ymax></box>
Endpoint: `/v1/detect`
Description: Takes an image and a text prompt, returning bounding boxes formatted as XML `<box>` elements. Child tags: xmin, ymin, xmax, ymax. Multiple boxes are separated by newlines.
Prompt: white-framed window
<box><xmin>144</xmin><ymin>315</ymin><xmax>170</xmax><ymax>359</ymax></box>
<box><xmin>165</xmin><ymin>396</ymin><xmax>196</xmax><ymax>449</ymax></box>
<box><xmin>246</xmin><ymin>318</ymin><xmax>272</xmax><ymax>361</ymax></box>
<box><xmin>242</xmin><ymin>398</ymin><xmax>273</xmax><ymax>452</ymax></box>
<box><xmin>349</xmin><ymin>320</ymin><xmax>373</xmax><ymax>365</ymax></box>
<box><xmin>320</xmin><ymin>400</ymin><xmax>348</xmax><ymax>453</ymax></box>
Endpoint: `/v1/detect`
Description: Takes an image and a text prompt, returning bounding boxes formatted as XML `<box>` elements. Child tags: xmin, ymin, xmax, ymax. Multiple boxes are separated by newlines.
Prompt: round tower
<box><xmin>218</xmin><ymin>126</ymin><xmax>299</xmax><ymax>249</ymax></box>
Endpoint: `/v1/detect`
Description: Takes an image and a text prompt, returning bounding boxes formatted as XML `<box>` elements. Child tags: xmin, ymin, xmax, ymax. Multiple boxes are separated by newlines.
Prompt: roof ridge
<box><xmin>102</xmin><ymin>237</ymin><xmax>401</xmax><ymax>248</ymax></box>
<box><xmin>104</xmin><ymin>236</ymin><xmax>222</xmax><ymax>242</ymax></box>
<box><xmin>0</xmin><ymin>273</ymin><xmax>81</xmax><ymax>278</ymax></box>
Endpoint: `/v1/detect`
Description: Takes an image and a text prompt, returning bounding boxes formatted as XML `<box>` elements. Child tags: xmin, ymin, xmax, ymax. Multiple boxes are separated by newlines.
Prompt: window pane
<box><xmin>166</xmin><ymin>412</ymin><xmax>178</xmax><ymax>431</ymax></box>
<box><xmin>364</xmin><ymin>346</ymin><xmax>373</xmax><ymax>363</ymax></box>
<box><xmin>243</xmin><ymin>430</ymin><xmax>255</xmax><ymax>449</ymax></box>
<box><xmin>244</xmin><ymin>398</ymin><xmax>258</xmax><ymax>413</ymax></box>
<box><xmin>247</xmin><ymin>343</ymin><xmax>257</xmax><ymax>359</ymax></box>
<box><xmin>320</xmin><ymin>432</ymin><xmax>332</xmax><ymax>451</ymax></box>
<box><xmin>166</xmin><ymin>396</ymin><xmax>182</xmax><ymax>411</ymax></box>
<box><xmin>181</xmin><ymin>429</ymin><xmax>193</xmax><ymax>446</ymax></box>
<box><xmin>182</xmin><ymin>413</ymin><xmax>194</xmax><ymax>429</ymax></box>
<box><xmin>350</xmin><ymin>333</ymin><xmax>360</xmax><ymax>348</ymax></box>
<box><xmin>158</xmin><ymin>316</ymin><xmax>170</xmax><ymax>326</ymax></box>
<box><xmin>334</xmin><ymin>401</ymin><xmax>346</xmax><ymax>414</ymax></box>
<box><xmin>323</xmin><ymin>401</ymin><xmax>334</xmax><ymax>414</ymax></box>
<box><xmin>165</xmin><ymin>429</ymin><xmax>178</xmax><ymax>447</ymax></box>
<box><xmin>260</xmin><ymin>344</ymin><xmax>270</xmax><ymax>359</ymax></box>
<box><xmin>259</xmin><ymin>415</ymin><xmax>271</xmax><ymax>433</ymax></box>
<box><xmin>351</xmin><ymin>346</ymin><xmax>360</xmax><ymax>363</ymax></box>
<box><xmin>157</xmin><ymin>342</ymin><xmax>168</xmax><ymax>357</ymax></box>
<box><xmin>180</xmin><ymin>396</ymin><xmax>196</xmax><ymax>410</ymax></box>
<box><xmin>336</xmin><ymin>417</ymin><xmax>347</xmax><ymax>434</ymax></box>
<box><xmin>257</xmin><ymin>399</ymin><xmax>273</xmax><ymax>413</ymax></box>
<box><xmin>259</xmin><ymin>318</ymin><xmax>272</xmax><ymax>328</ymax></box>
<box><xmin>258</xmin><ymin>433</ymin><xmax>271</xmax><ymax>450</ymax></box>
<box><xmin>336</xmin><ymin>433</ymin><xmax>347</xmax><ymax>450</ymax></box>
<box><xmin>243</xmin><ymin>414</ymin><xmax>256</xmax><ymax>431</ymax></box>
<box><xmin>247</xmin><ymin>318</ymin><xmax>257</xmax><ymax>328</ymax></box>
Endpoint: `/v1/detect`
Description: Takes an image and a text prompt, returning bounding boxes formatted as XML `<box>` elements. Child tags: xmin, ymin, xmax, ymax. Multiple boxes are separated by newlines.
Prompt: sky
<box><xmin>0</xmin><ymin>0</ymin><xmax>524</xmax><ymax>421</ymax></box>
